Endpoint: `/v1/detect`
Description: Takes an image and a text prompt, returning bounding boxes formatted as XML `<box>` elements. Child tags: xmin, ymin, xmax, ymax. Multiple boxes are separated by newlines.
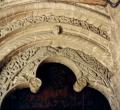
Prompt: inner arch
<box><xmin>1</xmin><ymin>63</ymin><xmax>111</xmax><ymax>110</ymax></box>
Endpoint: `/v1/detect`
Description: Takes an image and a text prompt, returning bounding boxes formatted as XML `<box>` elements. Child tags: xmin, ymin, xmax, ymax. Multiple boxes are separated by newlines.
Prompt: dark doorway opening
<box><xmin>1</xmin><ymin>63</ymin><xmax>111</xmax><ymax>110</ymax></box>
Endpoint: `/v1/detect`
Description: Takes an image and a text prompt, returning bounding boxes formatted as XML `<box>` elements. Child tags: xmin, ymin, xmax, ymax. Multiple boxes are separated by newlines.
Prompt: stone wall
<box><xmin>107</xmin><ymin>5</ymin><xmax>120</xmax><ymax>109</ymax></box>
<box><xmin>0</xmin><ymin>0</ymin><xmax>120</xmax><ymax>110</ymax></box>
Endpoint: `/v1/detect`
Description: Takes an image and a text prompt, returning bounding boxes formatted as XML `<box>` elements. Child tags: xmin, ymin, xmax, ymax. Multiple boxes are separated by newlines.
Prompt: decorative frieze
<box><xmin>0</xmin><ymin>15</ymin><xmax>109</xmax><ymax>40</ymax></box>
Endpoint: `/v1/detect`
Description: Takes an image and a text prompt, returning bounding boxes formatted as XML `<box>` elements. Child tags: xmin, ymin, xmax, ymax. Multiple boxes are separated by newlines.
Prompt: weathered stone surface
<box><xmin>53</xmin><ymin>0</ymin><xmax>107</xmax><ymax>5</ymax></box>
<box><xmin>0</xmin><ymin>1</ymin><xmax>120</xmax><ymax>110</ymax></box>
<box><xmin>107</xmin><ymin>5</ymin><xmax>120</xmax><ymax>109</ymax></box>
<box><xmin>0</xmin><ymin>0</ymin><xmax>108</xmax><ymax>9</ymax></box>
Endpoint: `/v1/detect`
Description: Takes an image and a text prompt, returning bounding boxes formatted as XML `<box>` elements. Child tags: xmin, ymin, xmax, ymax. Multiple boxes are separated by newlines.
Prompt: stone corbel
<box><xmin>14</xmin><ymin>74</ymin><xmax>42</xmax><ymax>93</ymax></box>
<box><xmin>73</xmin><ymin>77</ymin><xmax>87</xmax><ymax>92</ymax></box>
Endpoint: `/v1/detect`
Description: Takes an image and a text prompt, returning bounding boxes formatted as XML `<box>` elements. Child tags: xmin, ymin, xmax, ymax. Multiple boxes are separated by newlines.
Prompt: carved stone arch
<box><xmin>0</xmin><ymin>2</ymin><xmax>112</xmax><ymax>71</ymax></box>
<box><xmin>35</xmin><ymin>56</ymin><xmax>86</xmax><ymax>93</ymax></box>
<box><xmin>0</xmin><ymin>1</ymin><xmax>119</xmax><ymax>110</ymax></box>
<box><xmin>0</xmin><ymin>45</ymin><xmax>118</xmax><ymax>110</ymax></box>
<box><xmin>36</xmin><ymin>56</ymin><xmax>80</xmax><ymax>77</ymax></box>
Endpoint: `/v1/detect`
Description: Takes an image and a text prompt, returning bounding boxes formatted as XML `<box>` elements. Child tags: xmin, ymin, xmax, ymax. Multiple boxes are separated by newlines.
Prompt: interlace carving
<box><xmin>0</xmin><ymin>46</ymin><xmax>113</xmax><ymax>103</ymax></box>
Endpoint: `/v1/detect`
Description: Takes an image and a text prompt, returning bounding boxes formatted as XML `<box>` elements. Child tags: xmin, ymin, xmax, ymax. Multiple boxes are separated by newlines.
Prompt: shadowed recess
<box><xmin>1</xmin><ymin>63</ymin><xmax>111</xmax><ymax>110</ymax></box>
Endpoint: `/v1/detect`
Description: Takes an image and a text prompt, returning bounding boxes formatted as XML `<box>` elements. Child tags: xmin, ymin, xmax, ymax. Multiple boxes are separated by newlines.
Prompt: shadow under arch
<box><xmin>1</xmin><ymin>62</ymin><xmax>111</xmax><ymax>110</ymax></box>
<box><xmin>36</xmin><ymin>62</ymin><xmax>77</xmax><ymax>90</ymax></box>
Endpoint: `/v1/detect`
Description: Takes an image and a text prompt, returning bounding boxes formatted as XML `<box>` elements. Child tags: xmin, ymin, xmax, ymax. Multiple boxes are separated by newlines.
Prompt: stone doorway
<box><xmin>1</xmin><ymin>63</ymin><xmax>111</xmax><ymax>110</ymax></box>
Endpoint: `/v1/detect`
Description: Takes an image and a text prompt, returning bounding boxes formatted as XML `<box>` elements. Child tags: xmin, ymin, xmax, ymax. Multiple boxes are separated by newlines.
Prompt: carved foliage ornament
<box><xmin>0</xmin><ymin>46</ymin><xmax>113</xmax><ymax>103</ymax></box>
<box><xmin>0</xmin><ymin>15</ymin><xmax>109</xmax><ymax>40</ymax></box>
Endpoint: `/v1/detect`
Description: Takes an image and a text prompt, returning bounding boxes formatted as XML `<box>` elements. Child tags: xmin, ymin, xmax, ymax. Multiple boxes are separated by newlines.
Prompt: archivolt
<box><xmin>0</xmin><ymin>1</ymin><xmax>118</xmax><ymax>110</ymax></box>
<box><xmin>0</xmin><ymin>44</ymin><xmax>117</xmax><ymax>109</ymax></box>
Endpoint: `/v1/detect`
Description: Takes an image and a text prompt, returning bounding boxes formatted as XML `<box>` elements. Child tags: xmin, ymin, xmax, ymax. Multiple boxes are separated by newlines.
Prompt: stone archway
<box><xmin>0</xmin><ymin>45</ymin><xmax>117</xmax><ymax>110</ymax></box>
<box><xmin>1</xmin><ymin>62</ymin><xmax>112</xmax><ymax>110</ymax></box>
<box><xmin>0</xmin><ymin>1</ymin><xmax>119</xmax><ymax>110</ymax></box>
